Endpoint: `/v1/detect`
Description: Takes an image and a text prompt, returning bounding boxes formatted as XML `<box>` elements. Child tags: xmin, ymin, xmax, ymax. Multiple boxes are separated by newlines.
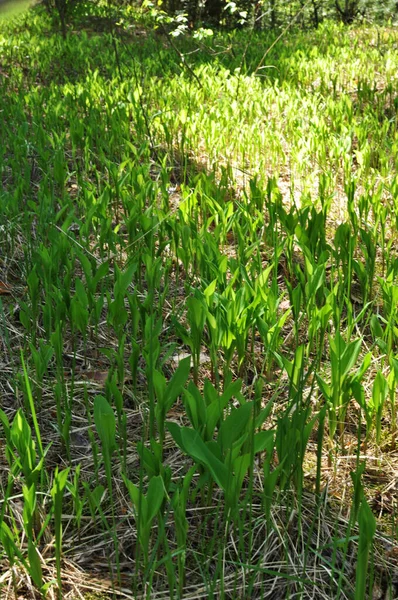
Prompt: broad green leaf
<box><xmin>0</xmin><ymin>409</ymin><xmax>12</xmax><ymax>463</ymax></box>
<box><xmin>172</xmin><ymin>489</ymin><xmax>188</xmax><ymax>546</ymax></box>
<box><xmin>263</xmin><ymin>462</ymin><xmax>283</xmax><ymax>527</ymax></box>
<box><xmin>219</xmin><ymin>402</ymin><xmax>252</xmax><ymax>451</ymax></box>
<box><xmin>83</xmin><ymin>484</ymin><xmax>105</xmax><ymax>518</ymax></box>
<box><xmin>372</xmin><ymin>371</ymin><xmax>388</xmax><ymax>443</ymax></box>
<box><xmin>187</xmin><ymin>297</ymin><xmax>206</xmax><ymax>330</ymax></box>
<box><xmin>94</xmin><ymin>395</ymin><xmax>116</xmax><ymax>455</ymax></box>
<box><xmin>28</xmin><ymin>539</ymin><xmax>43</xmax><ymax>589</ymax></box>
<box><xmin>341</xmin><ymin>339</ymin><xmax>362</xmax><ymax>378</ymax></box>
<box><xmin>174</xmin><ymin>426</ymin><xmax>229</xmax><ymax>490</ymax></box>
<box><xmin>137</xmin><ymin>442</ymin><xmax>159</xmax><ymax>478</ymax></box>
<box><xmin>229</xmin><ymin>453</ymin><xmax>251</xmax><ymax>502</ymax></box>
<box><xmin>221</xmin><ymin>379</ymin><xmax>243</xmax><ymax>405</ymax></box>
<box><xmin>183</xmin><ymin>388</ymin><xmax>201</xmax><ymax>431</ymax></box>
<box><xmin>11</xmin><ymin>410</ymin><xmax>36</xmax><ymax>478</ymax></box>
<box><xmin>206</xmin><ymin>397</ymin><xmax>231</xmax><ymax>439</ymax></box>
<box><xmin>92</xmin><ymin>260</ymin><xmax>109</xmax><ymax>290</ymax></box>
<box><xmin>51</xmin><ymin>467</ymin><xmax>70</xmax><ymax>498</ymax></box>
<box><xmin>355</xmin><ymin>352</ymin><xmax>372</xmax><ymax>382</ymax></box>
<box><xmin>370</xmin><ymin>314</ymin><xmax>384</xmax><ymax>340</ymax></box>
<box><xmin>166</xmin><ymin>421</ymin><xmax>185</xmax><ymax>452</ymax></box>
<box><xmin>0</xmin><ymin>408</ymin><xmax>10</xmax><ymax>437</ymax></box>
<box><xmin>203</xmin><ymin>379</ymin><xmax>218</xmax><ymax>407</ymax></box>
<box><xmin>123</xmin><ymin>475</ymin><xmax>147</xmax><ymax>521</ymax></box>
<box><xmin>391</xmin><ymin>357</ymin><xmax>398</xmax><ymax>382</ymax></box>
<box><xmin>164</xmin><ymin>355</ymin><xmax>191</xmax><ymax>412</ymax></box>
<box><xmin>71</xmin><ymin>289</ymin><xmax>89</xmax><ymax>334</ymax></box>
<box><xmin>206</xmin><ymin>439</ymin><xmax>223</xmax><ymax>461</ymax></box>
<box><xmin>51</xmin><ymin>466</ymin><xmax>70</xmax><ymax>593</ymax></box>
<box><xmin>205</xmin><ymin>378</ymin><xmax>243</xmax><ymax>438</ymax></box>
<box><xmin>116</xmin><ymin>262</ymin><xmax>136</xmax><ymax>297</ymax></box>
<box><xmin>255</xmin><ymin>400</ymin><xmax>274</xmax><ymax>429</ymax></box>
<box><xmin>146</xmin><ymin>475</ymin><xmax>164</xmax><ymax>523</ymax></box>
<box><xmin>355</xmin><ymin>499</ymin><xmax>376</xmax><ymax>600</ymax></box>
<box><xmin>0</xmin><ymin>521</ymin><xmax>16</xmax><ymax>563</ymax></box>
<box><xmin>22</xmin><ymin>484</ymin><xmax>36</xmax><ymax>534</ymax></box>
<box><xmin>153</xmin><ymin>369</ymin><xmax>167</xmax><ymax>404</ymax></box>
<box><xmin>227</xmin><ymin>431</ymin><xmax>249</xmax><ymax>463</ymax></box>
<box><xmin>204</xmin><ymin>279</ymin><xmax>217</xmax><ymax>301</ymax></box>
<box><xmin>253</xmin><ymin>430</ymin><xmax>274</xmax><ymax>454</ymax></box>
<box><xmin>282</xmin><ymin>345</ymin><xmax>304</xmax><ymax>388</ymax></box>
<box><xmin>75</xmin><ymin>278</ymin><xmax>88</xmax><ymax>307</ymax></box>
<box><xmin>317</xmin><ymin>375</ymin><xmax>331</xmax><ymax>401</ymax></box>
<box><xmin>372</xmin><ymin>371</ymin><xmax>388</xmax><ymax>412</ymax></box>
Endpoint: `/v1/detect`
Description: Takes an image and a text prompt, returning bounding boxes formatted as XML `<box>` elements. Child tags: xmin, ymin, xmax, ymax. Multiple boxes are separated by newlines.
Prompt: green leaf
<box><xmin>355</xmin><ymin>498</ymin><xmax>376</xmax><ymax>600</ymax></box>
<box><xmin>341</xmin><ymin>338</ymin><xmax>362</xmax><ymax>378</ymax></box>
<box><xmin>229</xmin><ymin>453</ymin><xmax>251</xmax><ymax>501</ymax></box>
<box><xmin>92</xmin><ymin>260</ymin><xmax>109</xmax><ymax>290</ymax></box>
<box><xmin>0</xmin><ymin>409</ymin><xmax>12</xmax><ymax>463</ymax></box>
<box><xmin>317</xmin><ymin>375</ymin><xmax>331</xmax><ymax>401</ymax></box>
<box><xmin>71</xmin><ymin>284</ymin><xmax>89</xmax><ymax>333</ymax></box>
<box><xmin>203</xmin><ymin>379</ymin><xmax>218</xmax><ymax>407</ymax></box>
<box><xmin>164</xmin><ymin>355</ymin><xmax>191</xmax><ymax>412</ymax></box>
<box><xmin>51</xmin><ymin>466</ymin><xmax>70</xmax><ymax>592</ymax></box>
<box><xmin>153</xmin><ymin>369</ymin><xmax>167</xmax><ymax>404</ymax></box>
<box><xmin>137</xmin><ymin>442</ymin><xmax>159</xmax><ymax>478</ymax></box>
<box><xmin>205</xmin><ymin>378</ymin><xmax>243</xmax><ymax>438</ymax></box>
<box><xmin>372</xmin><ymin>371</ymin><xmax>388</xmax><ymax>412</ymax></box>
<box><xmin>206</xmin><ymin>399</ymin><xmax>230</xmax><ymax>440</ymax></box>
<box><xmin>75</xmin><ymin>277</ymin><xmax>89</xmax><ymax>306</ymax></box>
<box><xmin>22</xmin><ymin>484</ymin><xmax>37</xmax><ymax>534</ymax></box>
<box><xmin>187</xmin><ymin>297</ymin><xmax>206</xmax><ymax>331</ymax></box>
<box><xmin>219</xmin><ymin>402</ymin><xmax>252</xmax><ymax>451</ymax></box>
<box><xmin>0</xmin><ymin>521</ymin><xmax>16</xmax><ymax>563</ymax></box>
<box><xmin>181</xmin><ymin>428</ymin><xmax>229</xmax><ymax>490</ymax></box>
<box><xmin>123</xmin><ymin>475</ymin><xmax>147</xmax><ymax>519</ymax></box>
<box><xmin>11</xmin><ymin>409</ymin><xmax>37</xmax><ymax>485</ymax></box>
<box><xmin>168</xmin><ymin>423</ymin><xmax>228</xmax><ymax>490</ymax></box>
<box><xmin>166</xmin><ymin>421</ymin><xmax>185</xmax><ymax>452</ymax></box>
<box><xmin>146</xmin><ymin>475</ymin><xmax>164</xmax><ymax>523</ymax></box>
<box><xmin>255</xmin><ymin>399</ymin><xmax>273</xmax><ymax>429</ymax></box>
<box><xmin>84</xmin><ymin>484</ymin><xmax>105</xmax><ymax>518</ymax></box>
<box><xmin>372</xmin><ymin>371</ymin><xmax>388</xmax><ymax>443</ymax></box>
<box><xmin>116</xmin><ymin>262</ymin><xmax>137</xmax><ymax>298</ymax></box>
<box><xmin>253</xmin><ymin>430</ymin><xmax>274</xmax><ymax>454</ymax></box>
<box><xmin>183</xmin><ymin>387</ymin><xmax>205</xmax><ymax>431</ymax></box>
<box><xmin>28</xmin><ymin>539</ymin><xmax>43</xmax><ymax>589</ymax></box>
<box><xmin>204</xmin><ymin>279</ymin><xmax>217</xmax><ymax>301</ymax></box>
<box><xmin>370</xmin><ymin>314</ymin><xmax>384</xmax><ymax>340</ymax></box>
<box><xmin>263</xmin><ymin>462</ymin><xmax>283</xmax><ymax>526</ymax></box>
<box><xmin>94</xmin><ymin>395</ymin><xmax>116</xmax><ymax>455</ymax></box>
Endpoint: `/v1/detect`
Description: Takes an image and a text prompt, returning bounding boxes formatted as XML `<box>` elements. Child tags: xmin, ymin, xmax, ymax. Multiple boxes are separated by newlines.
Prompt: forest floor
<box><xmin>0</xmin><ymin>4</ymin><xmax>398</xmax><ymax>599</ymax></box>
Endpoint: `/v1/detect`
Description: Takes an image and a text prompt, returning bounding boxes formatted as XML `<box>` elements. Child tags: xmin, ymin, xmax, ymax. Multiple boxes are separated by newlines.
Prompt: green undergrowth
<box><xmin>0</xmin><ymin>4</ymin><xmax>398</xmax><ymax>599</ymax></box>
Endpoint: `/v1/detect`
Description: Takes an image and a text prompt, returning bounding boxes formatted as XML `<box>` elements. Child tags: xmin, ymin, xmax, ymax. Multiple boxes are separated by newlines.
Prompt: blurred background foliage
<box><xmin>2</xmin><ymin>0</ymin><xmax>396</xmax><ymax>34</ymax></box>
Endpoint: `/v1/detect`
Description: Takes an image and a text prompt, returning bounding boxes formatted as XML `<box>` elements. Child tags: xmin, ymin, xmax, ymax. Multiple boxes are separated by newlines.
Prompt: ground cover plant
<box><xmin>0</xmin><ymin>2</ymin><xmax>398</xmax><ymax>599</ymax></box>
